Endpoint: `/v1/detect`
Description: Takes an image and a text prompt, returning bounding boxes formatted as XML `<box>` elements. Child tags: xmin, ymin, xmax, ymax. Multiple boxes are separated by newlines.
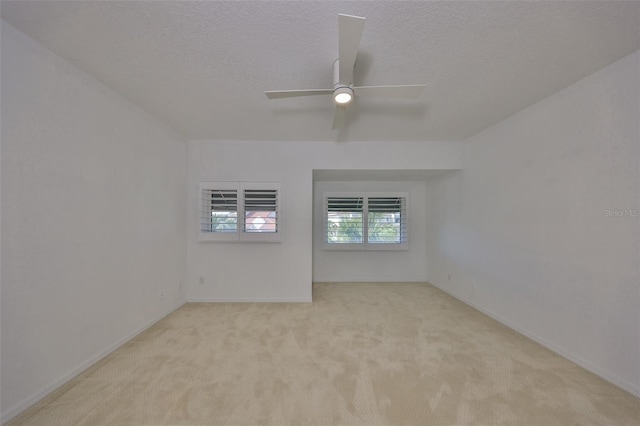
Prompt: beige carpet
<box><xmin>9</xmin><ymin>282</ymin><xmax>640</xmax><ymax>425</ymax></box>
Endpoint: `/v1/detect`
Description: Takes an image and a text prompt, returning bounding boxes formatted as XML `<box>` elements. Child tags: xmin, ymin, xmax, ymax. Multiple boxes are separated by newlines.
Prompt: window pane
<box><xmin>203</xmin><ymin>189</ymin><xmax>238</xmax><ymax>233</ymax></box>
<box><xmin>368</xmin><ymin>212</ymin><xmax>401</xmax><ymax>243</ymax></box>
<box><xmin>244</xmin><ymin>210</ymin><xmax>277</xmax><ymax>233</ymax></box>
<box><xmin>368</xmin><ymin>197</ymin><xmax>402</xmax><ymax>243</ymax></box>
<box><xmin>211</xmin><ymin>211</ymin><xmax>238</xmax><ymax>232</ymax></box>
<box><xmin>244</xmin><ymin>189</ymin><xmax>277</xmax><ymax>233</ymax></box>
<box><xmin>327</xmin><ymin>197</ymin><xmax>364</xmax><ymax>243</ymax></box>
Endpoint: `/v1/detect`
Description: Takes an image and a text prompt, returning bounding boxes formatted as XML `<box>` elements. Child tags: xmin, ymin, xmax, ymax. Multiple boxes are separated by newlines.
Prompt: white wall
<box><xmin>313</xmin><ymin>180</ymin><xmax>428</xmax><ymax>282</ymax></box>
<box><xmin>187</xmin><ymin>140</ymin><xmax>462</xmax><ymax>301</ymax></box>
<box><xmin>426</xmin><ymin>51</ymin><xmax>640</xmax><ymax>396</ymax></box>
<box><xmin>0</xmin><ymin>22</ymin><xmax>188</xmax><ymax>421</ymax></box>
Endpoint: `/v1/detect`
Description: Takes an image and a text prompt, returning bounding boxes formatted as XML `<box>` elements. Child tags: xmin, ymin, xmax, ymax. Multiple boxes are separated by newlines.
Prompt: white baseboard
<box><xmin>186</xmin><ymin>297</ymin><xmax>312</xmax><ymax>303</ymax></box>
<box><xmin>427</xmin><ymin>281</ymin><xmax>640</xmax><ymax>398</ymax></box>
<box><xmin>1</xmin><ymin>299</ymin><xmax>186</xmax><ymax>425</ymax></box>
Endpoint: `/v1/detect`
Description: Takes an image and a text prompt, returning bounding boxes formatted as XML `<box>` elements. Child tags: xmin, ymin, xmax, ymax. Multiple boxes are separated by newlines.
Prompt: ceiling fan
<box><xmin>265</xmin><ymin>14</ymin><xmax>426</xmax><ymax>129</ymax></box>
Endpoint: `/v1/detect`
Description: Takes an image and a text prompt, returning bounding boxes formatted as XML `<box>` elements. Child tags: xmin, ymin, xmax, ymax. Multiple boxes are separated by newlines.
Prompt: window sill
<box><xmin>322</xmin><ymin>243</ymin><xmax>408</xmax><ymax>251</ymax></box>
<box><xmin>198</xmin><ymin>233</ymin><xmax>281</xmax><ymax>243</ymax></box>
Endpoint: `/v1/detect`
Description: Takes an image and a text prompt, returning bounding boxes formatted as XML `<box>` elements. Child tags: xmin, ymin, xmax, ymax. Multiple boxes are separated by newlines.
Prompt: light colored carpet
<box><xmin>9</xmin><ymin>282</ymin><xmax>640</xmax><ymax>425</ymax></box>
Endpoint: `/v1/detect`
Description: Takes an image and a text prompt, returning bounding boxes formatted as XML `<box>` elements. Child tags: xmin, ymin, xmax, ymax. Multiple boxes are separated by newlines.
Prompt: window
<box><xmin>243</xmin><ymin>189</ymin><xmax>277</xmax><ymax>233</ymax></box>
<box><xmin>324</xmin><ymin>192</ymin><xmax>408</xmax><ymax>250</ymax></box>
<box><xmin>199</xmin><ymin>182</ymin><xmax>280</xmax><ymax>242</ymax></box>
<box><xmin>368</xmin><ymin>196</ymin><xmax>405</xmax><ymax>244</ymax></box>
<box><xmin>326</xmin><ymin>196</ymin><xmax>364</xmax><ymax>243</ymax></box>
<box><xmin>206</xmin><ymin>188</ymin><xmax>238</xmax><ymax>233</ymax></box>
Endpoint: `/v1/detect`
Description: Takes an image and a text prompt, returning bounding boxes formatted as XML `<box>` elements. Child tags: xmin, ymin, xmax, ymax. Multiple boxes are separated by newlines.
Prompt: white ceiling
<box><xmin>2</xmin><ymin>1</ymin><xmax>639</xmax><ymax>142</ymax></box>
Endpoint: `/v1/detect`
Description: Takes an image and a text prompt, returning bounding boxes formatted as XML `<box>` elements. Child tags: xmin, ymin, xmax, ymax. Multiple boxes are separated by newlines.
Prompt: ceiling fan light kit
<box><xmin>333</xmin><ymin>86</ymin><xmax>353</xmax><ymax>104</ymax></box>
<box><xmin>265</xmin><ymin>13</ymin><xmax>426</xmax><ymax>129</ymax></box>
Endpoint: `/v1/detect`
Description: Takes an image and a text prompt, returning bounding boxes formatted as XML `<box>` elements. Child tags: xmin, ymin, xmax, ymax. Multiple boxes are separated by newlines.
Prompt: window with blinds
<box><xmin>324</xmin><ymin>192</ymin><xmax>408</xmax><ymax>250</ymax></box>
<box><xmin>326</xmin><ymin>196</ymin><xmax>364</xmax><ymax>244</ymax></box>
<box><xmin>201</xmin><ymin>189</ymin><xmax>238</xmax><ymax>233</ymax></box>
<box><xmin>244</xmin><ymin>189</ymin><xmax>278</xmax><ymax>233</ymax></box>
<box><xmin>199</xmin><ymin>182</ymin><xmax>280</xmax><ymax>242</ymax></box>
<box><xmin>368</xmin><ymin>197</ymin><xmax>406</xmax><ymax>244</ymax></box>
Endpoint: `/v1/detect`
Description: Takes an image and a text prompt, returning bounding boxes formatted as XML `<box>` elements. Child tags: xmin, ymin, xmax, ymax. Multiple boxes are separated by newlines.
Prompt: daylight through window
<box><xmin>199</xmin><ymin>182</ymin><xmax>280</xmax><ymax>242</ymax></box>
<box><xmin>324</xmin><ymin>192</ymin><xmax>407</xmax><ymax>249</ymax></box>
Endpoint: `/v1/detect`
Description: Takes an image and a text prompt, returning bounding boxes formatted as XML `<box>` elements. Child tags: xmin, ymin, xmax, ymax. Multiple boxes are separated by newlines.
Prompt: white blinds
<box><xmin>199</xmin><ymin>182</ymin><xmax>280</xmax><ymax>242</ymax></box>
<box><xmin>367</xmin><ymin>196</ymin><xmax>407</xmax><ymax>244</ymax></box>
<box><xmin>327</xmin><ymin>196</ymin><xmax>364</xmax><ymax>212</ymax></box>
<box><xmin>201</xmin><ymin>189</ymin><xmax>238</xmax><ymax>233</ymax></box>
<box><xmin>326</xmin><ymin>196</ymin><xmax>364</xmax><ymax>243</ymax></box>
<box><xmin>324</xmin><ymin>192</ymin><xmax>408</xmax><ymax>247</ymax></box>
<box><xmin>244</xmin><ymin>189</ymin><xmax>278</xmax><ymax>233</ymax></box>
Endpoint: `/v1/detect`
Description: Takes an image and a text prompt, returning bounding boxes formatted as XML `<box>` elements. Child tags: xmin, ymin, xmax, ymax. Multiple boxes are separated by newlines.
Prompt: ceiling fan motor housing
<box><xmin>332</xmin><ymin>59</ymin><xmax>354</xmax><ymax>104</ymax></box>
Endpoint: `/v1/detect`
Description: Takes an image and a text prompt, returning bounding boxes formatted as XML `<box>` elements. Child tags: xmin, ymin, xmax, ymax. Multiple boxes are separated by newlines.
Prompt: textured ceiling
<box><xmin>2</xmin><ymin>1</ymin><xmax>639</xmax><ymax>142</ymax></box>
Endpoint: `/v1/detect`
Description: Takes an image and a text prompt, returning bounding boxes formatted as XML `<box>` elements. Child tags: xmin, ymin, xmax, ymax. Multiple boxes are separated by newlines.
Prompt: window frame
<box><xmin>199</xmin><ymin>181</ymin><xmax>281</xmax><ymax>243</ymax></box>
<box><xmin>323</xmin><ymin>191</ymin><xmax>408</xmax><ymax>251</ymax></box>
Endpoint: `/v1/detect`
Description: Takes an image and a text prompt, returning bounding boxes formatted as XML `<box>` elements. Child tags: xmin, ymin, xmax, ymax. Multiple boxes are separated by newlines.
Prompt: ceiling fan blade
<box><xmin>332</xmin><ymin>105</ymin><xmax>348</xmax><ymax>129</ymax></box>
<box><xmin>354</xmin><ymin>85</ymin><xmax>426</xmax><ymax>99</ymax></box>
<box><xmin>265</xmin><ymin>89</ymin><xmax>333</xmax><ymax>99</ymax></box>
<box><xmin>338</xmin><ymin>14</ymin><xmax>366</xmax><ymax>85</ymax></box>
